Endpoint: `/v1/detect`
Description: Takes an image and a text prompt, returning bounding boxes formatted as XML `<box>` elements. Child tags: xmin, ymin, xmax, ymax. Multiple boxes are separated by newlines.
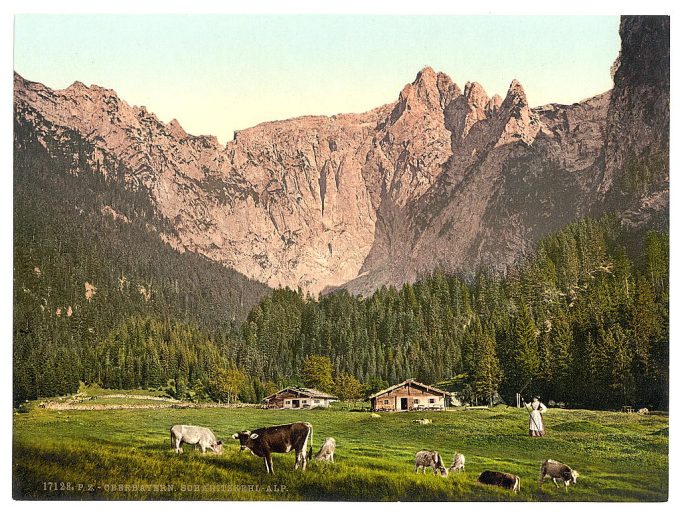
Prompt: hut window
<box><xmin>285</xmin><ymin>400</ymin><xmax>291</xmax><ymax>404</ymax></box>
<box><xmin>383</xmin><ymin>399</ymin><xmax>390</xmax><ymax>405</ymax></box>
<box><xmin>314</xmin><ymin>399</ymin><xmax>320</xmax><ymax>404</ymax></box>
<box><xmin>429</xmin><ymin>398</ymin><xmax>435</xmax><ymax>404</ymax></box>
<box><xmin>414</xmin><ymin>399</ymin><xmax>420</xmax><ymax>404</ymax></box>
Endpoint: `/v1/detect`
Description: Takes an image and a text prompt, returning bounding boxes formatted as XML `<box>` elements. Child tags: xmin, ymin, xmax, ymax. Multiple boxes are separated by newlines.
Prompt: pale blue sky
<box><xmin>14</xmin><ymin>15</ymin><xmax>621</xmax><ymax>143</ymax></box>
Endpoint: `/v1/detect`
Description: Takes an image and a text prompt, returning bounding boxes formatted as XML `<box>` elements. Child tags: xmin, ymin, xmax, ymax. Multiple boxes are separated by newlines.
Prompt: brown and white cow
<box><xmin>232</xmin><ymin>422</ymin><xmax>313</xmax><ymax>474</ymax></box>
<box><xmin>477</xmin><ymin>470</ymin><xmax>521</xmax><ymax>493</ymax></box>
<box><xmin>314</xmin><ymin>437</ymin><xmax>336</xmax><ymax>463</ymax></box>
<box><xmin>414</xmin><ymin>450</ymin><xmax>448</xmax><ymax>476</ymax></box>
<box><xmin>538</xmin><ymin>459</ymin><xmax>580</xmax><ymax>491</ymax></box>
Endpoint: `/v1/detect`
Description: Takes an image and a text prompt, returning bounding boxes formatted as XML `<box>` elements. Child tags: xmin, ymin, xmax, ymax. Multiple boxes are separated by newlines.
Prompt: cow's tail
<box><xmin>306</xmin><ymin>423</ymin><xmax>313</xmax><ymax>458</ymax></box>
<box><xmin>170</xmin><ymin>428</ymin><xmax>175</xmax><ymax>450</ymax></box>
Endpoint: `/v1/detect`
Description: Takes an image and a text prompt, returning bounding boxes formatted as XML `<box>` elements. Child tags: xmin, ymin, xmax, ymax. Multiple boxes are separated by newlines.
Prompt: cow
<box><xmin>414</xmin><ymin>450</ymin><xmax>448</xmax><ymax>476</ymax></box>
<box><xmin>314</xmin><ymin>437</ymin><xmax>336</xmax><ymax>463</ymax></box>
<box><xmin>450</xmin><ymin>452</ymin><xmax>465</xmax><ymax>472</ymax></box>
<box><xmin>538</xmin><ymin>459</ymin><xmax>580</xmax><ymax>491</ymax></box>
<box><xmin>477</xmin><ymin>470</ymin><xmax>521</xmax><ymax>493</ymax></box>
<box><xmin>232</xmin><ymin>422</ymin><xmax>313</xmax><ymax>474</ymax></box>
<box><xmin>170</xmin><ymin>424</ymin><xmax>223</xmax><ymax>454</ymax></box>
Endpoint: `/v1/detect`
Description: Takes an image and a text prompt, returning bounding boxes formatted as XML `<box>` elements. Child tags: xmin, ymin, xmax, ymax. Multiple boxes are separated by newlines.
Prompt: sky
<box><xmin>14</xmin><ymin>15</ymin><xmax>621</xmax><ymax>144</ymax></box>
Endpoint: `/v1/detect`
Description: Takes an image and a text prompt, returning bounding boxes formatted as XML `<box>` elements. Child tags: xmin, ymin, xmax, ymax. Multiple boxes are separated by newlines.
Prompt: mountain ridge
<box><xmin>13</xmin><ymin>15</ymin><xmax>669</xmax><ymax>296</ymax></box>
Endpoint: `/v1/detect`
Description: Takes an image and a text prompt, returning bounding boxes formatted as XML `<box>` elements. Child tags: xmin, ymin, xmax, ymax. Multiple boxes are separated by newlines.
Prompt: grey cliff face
<box><xmin>13</xmin><ymin>16</ymin><xmax>669</xmax><ymax>295</ymax></box>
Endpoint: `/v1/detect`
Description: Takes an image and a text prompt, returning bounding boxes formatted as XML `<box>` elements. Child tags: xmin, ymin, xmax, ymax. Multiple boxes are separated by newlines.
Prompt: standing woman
<box><xmin>525</xmin><ymin>396</ymin><xmax>547</xmax><ymax>437</ymax></box>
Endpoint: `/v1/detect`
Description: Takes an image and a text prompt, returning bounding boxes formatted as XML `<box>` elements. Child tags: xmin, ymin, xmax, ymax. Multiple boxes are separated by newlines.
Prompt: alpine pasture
<box><xmin>13</xmin><ymin>397</ymin><xmax>668</xmax><ymax>501</ymax></box>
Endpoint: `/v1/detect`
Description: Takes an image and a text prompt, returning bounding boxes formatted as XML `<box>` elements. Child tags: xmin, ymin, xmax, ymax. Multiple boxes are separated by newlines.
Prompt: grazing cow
<box><xmin>477</xmin><ymin>470</ymin><xmax>521</xmax><ymax>493</ymax></box>
<box><xmin>232</xmin><ymin>422</ymin><xmax>313</xmax><ymax>474</ymax></box>
<box><xmin>538</xmin><ymin>460</ymin><xmax>580</xmax><ymax>491</ymax></box>
<box><xmin>414</xmin><ymin>450</ymin><xmax>448</xmax><ymax>476</ymax></box>
<box><xmin>450</xmin><ymin>452</ymin><xmax>465</xmax><ymax>472</ymax></box>
<box><xmin>314</xmin><ymin>437</ymin><xmax>336</xmax><ymax>463</ymax></box>
<box><xmin>170</xmin><ymin>424</ymin><xmax>223</xmax><ymax>454</ymax></box>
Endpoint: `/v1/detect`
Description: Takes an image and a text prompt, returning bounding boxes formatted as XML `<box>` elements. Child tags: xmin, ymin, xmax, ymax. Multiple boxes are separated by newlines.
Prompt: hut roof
<box><xmin>263</xmin><ymin>387</ymin><xmax>337</xmax><ymax>401</ymax></box>
<box><xmin>368</xmin><ymin>378</ymin><xmax>450</xmax><ymax>399</ymax></box>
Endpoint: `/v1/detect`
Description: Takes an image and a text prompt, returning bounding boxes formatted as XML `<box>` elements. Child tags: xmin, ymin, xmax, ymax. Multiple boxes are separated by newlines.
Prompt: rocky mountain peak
<box><xmin>463</xmin><ymin>81</ymin><xmax>490</xmax><ymax>108</ymax></box>
<box><xmin>503</xmin><ymin>79</ymin><xmax>528</xmax><ymax>109</ymax></box>
<box><xmin>167</xmin><ymin>119</ymin><xmax>188</xmax><ymax>140</ymax></box>
<box><xmin>487</xmin><ymin>94</ymin><xmax>503</xmax><ymax>116</ymax></box>
<box><xmin>399</xmin><ymin>66</ymin><xmax>450</xmax><ymax>112</ymax></box>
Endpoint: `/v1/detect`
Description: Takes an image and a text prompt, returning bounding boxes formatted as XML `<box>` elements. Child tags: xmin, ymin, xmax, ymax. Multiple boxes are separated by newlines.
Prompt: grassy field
<box><xmin>12</xmin><ymin>397</ymin><xmax>668</xmax><ymax>501</ymax></box>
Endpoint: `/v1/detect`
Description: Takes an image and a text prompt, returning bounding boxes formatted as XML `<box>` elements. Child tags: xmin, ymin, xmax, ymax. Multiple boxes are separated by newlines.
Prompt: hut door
<box><xmin>400</xmin><ymin>398</ymin><xmax>408</xmax><ymax>411</ymax></box>
<box><xmin>292</xmin><ymin>399</ymin><xmax>300</xmax><ymax>408</ymax></box>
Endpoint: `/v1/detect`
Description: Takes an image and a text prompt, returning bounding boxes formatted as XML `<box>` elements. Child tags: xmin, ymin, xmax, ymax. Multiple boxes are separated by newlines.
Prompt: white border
<box><xmin>2</xmin><ymin>2</ymin><xmax>677</xmax><ymax>516</ymax></box>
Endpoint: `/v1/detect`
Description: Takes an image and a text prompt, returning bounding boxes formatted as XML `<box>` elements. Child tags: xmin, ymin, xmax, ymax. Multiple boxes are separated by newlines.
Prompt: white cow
<box><xmin>170</xmin><ymin>424</ymin><xmax>223</xmax><ymax>454</ymax></box>
<box><xmin>314</xmin><ymin>437</ymin><xmax>336</xmax><ymax>463</ymax></box>
<box><xmin>450</xmin><ymin>452</ymin><xmax>465</xmax><ymax>472</ymax></box>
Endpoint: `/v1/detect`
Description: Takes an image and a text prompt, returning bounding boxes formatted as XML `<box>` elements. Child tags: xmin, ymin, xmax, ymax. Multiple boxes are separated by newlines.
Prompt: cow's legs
<box><xmin>264</xmin><ymin>457</ymin><xmax>270</xmax><ymax>474</ymax></box>
<box><xmin>266</xmin><ymin>454</ymin><xmax>274</xmax><ymax>475</ymax></box>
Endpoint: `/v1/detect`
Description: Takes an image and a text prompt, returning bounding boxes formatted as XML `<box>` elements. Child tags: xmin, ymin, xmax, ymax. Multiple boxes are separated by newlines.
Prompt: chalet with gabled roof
<box><xmin>263</xmin><ymin>387</ymin><xmax>337</xmax><ymax>409</ymax></box>
<box><xmin>368</xmin><ymin>378</ymin><xmax>450</xmax><ymax>412</ymax></box>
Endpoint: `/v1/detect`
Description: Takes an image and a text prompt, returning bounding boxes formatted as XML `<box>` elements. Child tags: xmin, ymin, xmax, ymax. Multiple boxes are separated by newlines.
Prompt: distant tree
<box><xmin>301</xmin><ymin>355</ymin><xmax>334</xmax><ymax>392</ymax></box>
<box><xmin>472</xmin><ymin>332</ymin><xmax>502</xmax><ymax>404</ymax></box>
<box><xmin>333</xmin><ymin>372</ymin><xmax>363</xmax><ymax>401</ymax></box>
<box><xmin>511</xmin><ymin>302</ymin><xmax>540</xmax><ymax>394</ymax></box>
<box><xmin>362</xmin><ymin>377</ymin><xmax>388</xmax><ymax>398</ymax></box>
<box><xmin>208</xmin><ymin>367</ymin><xmax>246</xmax><ymax>403</ymax></box>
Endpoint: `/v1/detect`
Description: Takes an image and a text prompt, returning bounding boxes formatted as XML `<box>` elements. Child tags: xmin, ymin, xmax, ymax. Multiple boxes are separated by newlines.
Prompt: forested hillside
<box><xmin>237</xmin><ymin>218</ymin><xmax>668</xmax><ymax>410</ymax></box>
<box><xmin>13</xmin><ymin>116</ymin><xmax>271</xmax><ymax>404</ymax></box>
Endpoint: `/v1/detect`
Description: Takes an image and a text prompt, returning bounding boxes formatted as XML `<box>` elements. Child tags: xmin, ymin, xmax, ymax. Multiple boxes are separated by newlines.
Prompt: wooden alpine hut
<box><xmin>369</xmin><ymin>378</ymin><xmax>450</xmax><ymax>412</ymax></box>
<box><xmin>263</xmin><ymin>387</ymin><xmax>337</xmax><ymax>409</ymax></box>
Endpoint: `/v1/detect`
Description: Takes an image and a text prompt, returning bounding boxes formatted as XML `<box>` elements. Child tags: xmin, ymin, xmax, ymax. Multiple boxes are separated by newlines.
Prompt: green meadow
<box><xmin>13</xmin><ymin>399</ymin><xmax>668</xmax><ymax>501</ymax></box>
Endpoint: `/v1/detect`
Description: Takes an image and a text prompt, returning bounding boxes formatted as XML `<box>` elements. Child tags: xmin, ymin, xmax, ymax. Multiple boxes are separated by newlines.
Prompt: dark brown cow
<box><xmin>477</xmin><ymin>470</ymin><xmax>521</xmax><ymax>493</ymax></box>
<box><xmin>232</xmin><ymin>422</ymin><xmax>313</xmax><ymax>474</ymax></box>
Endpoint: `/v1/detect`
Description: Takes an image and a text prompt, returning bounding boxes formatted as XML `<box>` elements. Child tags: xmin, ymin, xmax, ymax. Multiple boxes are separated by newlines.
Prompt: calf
<box><xmin>538</xmin><ymin>459</ymin><xmax>579</xmax><ymax>491</ymax></box>
<box><xmin>233</xmin><ymin>422</ymin><xmax>313</xmax><ymax>474</ymax></box>
<box><xmin>314</xmin><ymin>437</ymin><xmax>336</xmax><ymax>463</ymax></box>
<box><xmin>450</xmin><ymin>452</ymin><xmax>465</xmax><ymax>472</ymax></box>
<box><xmin>170</xmin><ymin>424</ymin><xmax>223</xmax><ymax>454</ymax></box>
<box><xmin>477</xmin><ymin>470</ymin><xmax>521</xmax><ymax>493</ymax></box>
<box><xmin>414</xmin><ymin>450</ymin><xmax>448</xmax><ymax>476</ymax></box>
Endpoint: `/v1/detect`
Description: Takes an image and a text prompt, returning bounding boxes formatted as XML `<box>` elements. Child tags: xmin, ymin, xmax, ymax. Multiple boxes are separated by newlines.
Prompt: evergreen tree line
<box><xmin>234</xmin><ymin>217</ymin><xmax>668</xmax><ymax>410</ymax></box>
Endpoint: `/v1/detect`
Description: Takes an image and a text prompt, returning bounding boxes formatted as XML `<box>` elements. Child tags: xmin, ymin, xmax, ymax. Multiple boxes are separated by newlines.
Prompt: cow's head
<box><xmin>570</xmin><ymin>470</ymin><xmax>579</xmax><ymax>484</ymax></box>
<box><xmin>232</xmin><ymin>431</ymin><xmax>259</xmax><ymax>452</ymax></box>
<box><xmin>438</xmin><ymin>466</ymin><xmax>449</xmax><ymax>478</ymax></box>
<box><xmin>212</xmin><ymin>440</ymin><xmax>224</xmax><ymax>455</ymax></box>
